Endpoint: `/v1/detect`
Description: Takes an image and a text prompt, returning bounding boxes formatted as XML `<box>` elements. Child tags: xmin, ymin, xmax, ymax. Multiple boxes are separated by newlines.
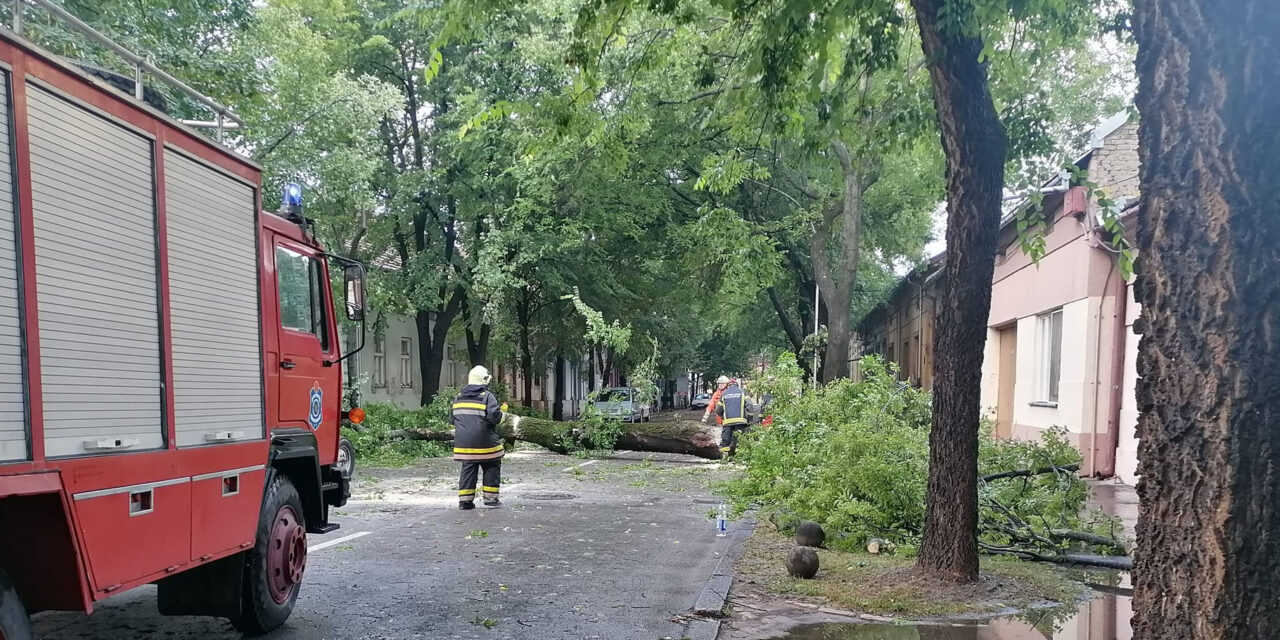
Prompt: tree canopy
<box><xmin>17</xmin><ymin>0</ymin><xmax>1130</xmax><ymax>401</ymax></box>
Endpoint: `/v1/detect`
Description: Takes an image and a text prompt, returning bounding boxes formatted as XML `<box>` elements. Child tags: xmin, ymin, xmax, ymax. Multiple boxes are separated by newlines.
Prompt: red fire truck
<box><xmin>0</xmin><ymin>3</ymin><xmax>366</xmax><ymax>637</ymax></box>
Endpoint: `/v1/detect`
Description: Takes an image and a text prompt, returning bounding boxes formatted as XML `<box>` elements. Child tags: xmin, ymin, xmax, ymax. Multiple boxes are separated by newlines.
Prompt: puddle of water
<box><xmin>768</xmin><ymin>591</ymin><xmax>1133</xmax><ymax>640</ymax></box>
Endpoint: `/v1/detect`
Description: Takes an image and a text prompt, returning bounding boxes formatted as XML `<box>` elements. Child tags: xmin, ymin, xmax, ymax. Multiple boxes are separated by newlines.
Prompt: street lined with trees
<box><xmin>20</xmin><ymin>0</ymin><xmax>1279</xmax><ymax>637</ymax></box>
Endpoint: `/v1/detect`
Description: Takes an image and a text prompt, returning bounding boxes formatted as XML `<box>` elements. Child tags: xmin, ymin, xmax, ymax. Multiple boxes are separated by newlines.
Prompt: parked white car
<box><xmin>690</xmin><ymin>393</ymin><xmax>711</xmax><ymax>410</ymax></box>
<box><xmin>592</xmin><ymin>387</ymin><xmax>652</xmax><ymax>422</ymax></box>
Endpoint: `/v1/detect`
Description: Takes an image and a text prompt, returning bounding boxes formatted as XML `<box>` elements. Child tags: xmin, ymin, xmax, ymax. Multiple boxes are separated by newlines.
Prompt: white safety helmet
<box><xmin>716</xmin><ymin>375</ymin><xmax>730</xmax><ymax>385</ymax></box>
<box><xmin>468</xmin><ymin>365</ymin><xmax>492</xmax><ymax>386</ymax></box>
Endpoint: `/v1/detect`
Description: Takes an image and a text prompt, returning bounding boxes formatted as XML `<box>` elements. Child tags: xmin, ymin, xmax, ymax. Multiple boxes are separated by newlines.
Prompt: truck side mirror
<box><xmin>344</xmin><ymin>263</ymin><xmax>366</xmax><ymax>322</ymax></box>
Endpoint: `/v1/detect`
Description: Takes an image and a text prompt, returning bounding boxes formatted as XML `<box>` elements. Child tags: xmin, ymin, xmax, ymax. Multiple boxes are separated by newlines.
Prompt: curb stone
<box><xmin>686</xmin><ymin>517</ymin><xmax>757</xmax><ymax>639</ymax></box>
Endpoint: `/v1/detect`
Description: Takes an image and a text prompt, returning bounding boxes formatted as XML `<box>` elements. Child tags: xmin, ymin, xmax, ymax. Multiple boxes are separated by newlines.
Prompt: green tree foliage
<box><xmin>724</xmin><ymin>357</ymin><xmax>1120</xmax><ymax>555</ymax></box>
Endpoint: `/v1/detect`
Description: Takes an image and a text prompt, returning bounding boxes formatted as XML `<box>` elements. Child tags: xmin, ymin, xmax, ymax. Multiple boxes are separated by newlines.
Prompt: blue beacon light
<box><xmin>284</xmin><ymin>182</ymin><xmax>303</xmax><ymax>207</ymax></box>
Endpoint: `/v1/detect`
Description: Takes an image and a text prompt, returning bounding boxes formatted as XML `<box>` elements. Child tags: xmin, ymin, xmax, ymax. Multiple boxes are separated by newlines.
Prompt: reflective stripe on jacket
<box><xmin>452</xmin><ymin>384</ymin><xmax>504</xmax><ymax>461</ymax></box>
<box><xmin>715</xmin><ymin>383</ymin><xmax>748</xmax><ymax>426</ymax></box>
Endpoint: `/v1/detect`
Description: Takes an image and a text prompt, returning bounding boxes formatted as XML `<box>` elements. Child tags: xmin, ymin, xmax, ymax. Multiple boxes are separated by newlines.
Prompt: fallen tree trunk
<box><xmin>386</xmin><ymin>429</ymin><xmax>454</xmax><ymax>442</ymax></box>
<box><xmin>980</xmin><ymin>544</ymin><xmax>1134</xmax><ymax>570</ymax></box>
<box><xmin>384</xmin><ymin>415</ymin><xmax>725</xmax><ymax>460</ymax></box>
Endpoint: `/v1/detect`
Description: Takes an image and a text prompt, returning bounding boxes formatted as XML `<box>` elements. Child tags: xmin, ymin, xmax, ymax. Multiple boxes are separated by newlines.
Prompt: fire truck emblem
<box><xmin>308</xmin><ymin>382</ymin><xmax>323</xmax><ymax>430</ymax></box>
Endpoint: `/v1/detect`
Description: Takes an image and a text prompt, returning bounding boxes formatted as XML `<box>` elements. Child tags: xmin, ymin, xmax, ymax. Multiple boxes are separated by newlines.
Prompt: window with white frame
<box><xmin>1035</xmin><ymin>309</ymin><xmax>1063</xmax><ymax>403</ymax></box>
<box><xmin>445</xmin><ymin>345</ymin><xmax>456</xmax><ymax>387</ymax></box>
<box><xmin>400</xmin><ymin>338</ymin><xmax>414</xmax><ymax>388</ymax></box>
<box><xmin>372</xmin><ymin>340</ymin><xmax>386</xmax><ymax>388</ymax></box>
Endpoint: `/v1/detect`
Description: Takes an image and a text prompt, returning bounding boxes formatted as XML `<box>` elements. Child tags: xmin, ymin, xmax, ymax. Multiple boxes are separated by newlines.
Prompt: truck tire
<box><xmin>232</xmin><ymin>471</ymin><xmax>306</xmax><ymax>636</ymax></box>
<box><xmin>0</xmin><ymin>568</ymin><xmax>33</xmax><ymax>640</ymax></box>
<box><xmin>336</xmin><ymin>437</ymin><xmax>356</xmax><ymax>479</ymax></box>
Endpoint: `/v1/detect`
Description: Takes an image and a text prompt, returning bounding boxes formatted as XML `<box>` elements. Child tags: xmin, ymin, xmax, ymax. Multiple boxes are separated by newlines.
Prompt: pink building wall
<box><xmin>980</xmin><ymin>118</ymin><xmax>1141</xmax><ymax>479</ymax></box>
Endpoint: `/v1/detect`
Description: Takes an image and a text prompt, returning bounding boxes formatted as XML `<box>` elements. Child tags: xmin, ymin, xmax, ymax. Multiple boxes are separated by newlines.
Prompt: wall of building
<box><xmin>979</xmin><ymin>117</ymin><xmax>1138</xmax><ymax>477</ymax></box>
<box><xmin>1116</xmin><ymin>283</ymin><xmax>1141</xmax><ymax>485</ymax></box>
<box><xmin>1089</xmin><ymin>119</ymin><xmax>1141</xmax><ymax>205</ymax></box>
<box><xmin>858</xmin><ymin>274</ymin><xmax>939</xmax><ymax>390</ymax></box>
<box><xmin>350</xmin><ymin>311</ymin><xmax>468</xmax><ymax>409</ymax></box>
<box><xmin>1006</xmin><ymin>298</ymin><xmax>1095</xmax><ymax>447</ymax></box>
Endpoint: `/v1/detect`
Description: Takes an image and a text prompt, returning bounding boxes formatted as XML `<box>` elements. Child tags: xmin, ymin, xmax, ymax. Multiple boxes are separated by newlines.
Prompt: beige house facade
<box><xmin>861</xmin><ymin>114</ymin><xmax>1142</xmax><ymax>484</ymax></box>
<box><xmin>979</xmin><ymin>114</ymin><xmax>1140</xmax><ymax>481</ymax></box>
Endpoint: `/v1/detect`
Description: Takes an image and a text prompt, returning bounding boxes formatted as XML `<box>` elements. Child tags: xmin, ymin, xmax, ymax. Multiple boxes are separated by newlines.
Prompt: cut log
<box><xmin>383</xmin><ymin>415</ymin><xmax>725</xmax><ymax>460</ymax></box>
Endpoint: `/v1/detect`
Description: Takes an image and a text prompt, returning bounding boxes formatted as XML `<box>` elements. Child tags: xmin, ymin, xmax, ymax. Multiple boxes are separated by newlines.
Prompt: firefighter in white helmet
<box><xmin>701</xmin><ymin>375</ymin><xmax>732</xmax><ymax>426</ymax></box>
<box><xmin>452</xmin><ymin>366</ymin><xmax>506</xmax><ymax>509</ymax></box>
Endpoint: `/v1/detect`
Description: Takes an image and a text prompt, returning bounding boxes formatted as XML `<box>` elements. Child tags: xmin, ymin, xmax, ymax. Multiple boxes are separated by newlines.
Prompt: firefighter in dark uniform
<box><xmin>716</xmin><ymin>378</ymin><xmax>750</xmax><ymax>457</ymax></box>
<box><xmin>453</xmin><ymin>366</ymin><xmax>506</xmax><ymax>510</ymax></box>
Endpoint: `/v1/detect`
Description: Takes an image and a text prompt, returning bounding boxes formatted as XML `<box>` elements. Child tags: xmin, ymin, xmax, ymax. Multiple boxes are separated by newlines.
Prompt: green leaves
<box><xmin>458</xmin><ymin>100</ymin><xmax>519</xmax><ymax>138</ymax></box>
<box><xmin>424</xmin><ymin>46</ymin><xmax>445</xmax><ymax>83</ymax></box>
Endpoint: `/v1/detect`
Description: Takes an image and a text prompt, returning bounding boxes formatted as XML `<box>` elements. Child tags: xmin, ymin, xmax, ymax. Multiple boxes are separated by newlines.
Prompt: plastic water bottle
<box><xmin>715</xmin><ymin>503</ymin><xmax>729</xmax><ymax>537</ymax></box>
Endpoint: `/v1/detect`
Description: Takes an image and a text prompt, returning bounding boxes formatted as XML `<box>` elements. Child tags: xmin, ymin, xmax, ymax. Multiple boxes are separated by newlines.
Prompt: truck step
<box><xmin>322</xmin><ymin>482</ymin><xmax>340</xmax><ymax>492</ymax></box>
<box><xmin>309</xmin><ymin>523</ymin><xmax>341</xmax><ymax>535</ymax></box>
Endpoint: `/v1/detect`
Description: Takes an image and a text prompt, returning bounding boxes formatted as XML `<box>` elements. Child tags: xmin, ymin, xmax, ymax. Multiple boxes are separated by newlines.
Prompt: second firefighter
<box><xmin>716</xmin><ymin>378</ymin><xmax>750</xmax><ymax>456</ymax></box>
<box><xmin>453</xmin><ymin>366</ymin><xmax>506</xmax><ymax>510</ymax></box>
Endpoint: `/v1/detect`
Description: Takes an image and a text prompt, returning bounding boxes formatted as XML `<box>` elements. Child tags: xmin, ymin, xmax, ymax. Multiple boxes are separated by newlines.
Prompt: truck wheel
<box><xmin>336</xmin><ymin>437</ymin><xmax>356</xmax><ymax>479</ymax></box>
<box><xmin>232</xmin><ymin>471</ymin><xmax>306</xmax><ymax>636</ymax></box>
<box><xmin>0</xmin><ymin>569</ymin><xmax>33</xmax><ymax>640</ymax></box>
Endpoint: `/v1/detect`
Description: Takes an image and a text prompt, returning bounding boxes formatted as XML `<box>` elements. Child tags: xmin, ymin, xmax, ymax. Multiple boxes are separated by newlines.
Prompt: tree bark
<box><xmin>811</xmin><ymin>140</ymin><xmax>864</xmax><ymax>383</ymax></box>
<box><xmin>587</xmin><ymin>346</ymin><xmax>597</xmax><ymax>392</ymax></box>
<box><xmin>910</xmin><ymin>0</ymin><xmax>1007</xmax><ymax>584</ymax></box>
<box><xmin>517</xmin><ymin>290</ymin><xmax>534</xmax><ymax>407</ymax></box>
<box><xmin>464</xmin><ymin>303</ymin><xmax>491</xmax><ymax>367</ymax></box>
<box><xmin>1131</xmin><ymin>1</ymin><xmax>1280</xmax><ymax>638</ymax></box>
<box><xmin>417</xmin><ymin>287</ymin><xmax>465</xmax><ymax>406</ymax></box>
<box><xmin>552</xmin><ymin>353</ymin><xmax>566</xmax><ymax>421</ymax></box>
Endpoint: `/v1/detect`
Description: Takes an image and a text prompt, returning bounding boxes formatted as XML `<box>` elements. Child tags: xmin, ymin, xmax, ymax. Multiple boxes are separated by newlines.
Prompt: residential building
<box><xmin>858</xmin><ymin>113</ymin><xmax>1142</xmax><ymax>483</ymax></box>
<box><xmin>856</xmin><ymin>254</ymin><xmax>944</xmax><ymax>388</ymax></box>
<box><xmin>345</xmin><ymin>311</ymin><xmax>469</xmax><ymax>409</ymax></box>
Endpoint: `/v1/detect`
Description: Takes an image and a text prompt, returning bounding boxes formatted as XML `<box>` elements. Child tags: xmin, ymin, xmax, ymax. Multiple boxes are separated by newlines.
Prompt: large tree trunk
<box><xmin>587</xmin><ymin>346</ymin><xmax>597</xmax><ymax>392</ymax></box>
<box><xmin>552</xmin><ymin>353</ymin><xmax>566</xmax><ymax>420</ymax></box>
<box><xmin>517</xmin><ymin>291</ymin><xmax>534</xmax><ymax>407</ymax></box>
<box><xmin>812</xmin><ymin>140</ymin><xmax>864</xmax><ymax>383</ymax></box>
<box><xmin>910</xmin><ymin>0</ymin><xmax>1007</xmax><ymax>584</ymax></box>
<box><xmin>465</xmin><ymin>319</ymin><xmax>491</xmax><ymax>367</ymax></box>
<box><xmin>417</xmin><ymin>288</ymin><xmax>464</xmax><ymax>406</ymax></box>
<box><xmin>1131</xmin><ymin>1</ymin><xmax>1280</xmax><ymax>637</ymax></box>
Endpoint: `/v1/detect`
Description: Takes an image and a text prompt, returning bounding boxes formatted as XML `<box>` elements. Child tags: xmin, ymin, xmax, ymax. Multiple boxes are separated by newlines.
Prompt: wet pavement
<box><xmin>762</xmin><ymin>586</ymin><xmax>1133</xmax><ymax>639</ymax></box>
<box><xmin>31</xmin><ymin>449</ymin><xmax>736</xmax><ymax>640</ymax></box>
<box><xmin>1085</xmin><ymin>480</ymin><xmax>1138</xmax><ymax>536</ymax></box>
<box><xmin>728</xmin><ymin>481</ymin><xmax>1139</xmax><ymax>640</ymax></box>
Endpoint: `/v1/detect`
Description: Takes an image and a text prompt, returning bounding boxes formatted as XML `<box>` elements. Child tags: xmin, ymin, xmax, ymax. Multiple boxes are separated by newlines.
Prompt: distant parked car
<box><xmin>690</xmin><ymin>392</ymin><xmax>711</xmax><ymax>410</ymax></box>
<box><xmin>593</xmin><ymin>387</ymin><xmax>652</xmax><ymax>422</ymax></box>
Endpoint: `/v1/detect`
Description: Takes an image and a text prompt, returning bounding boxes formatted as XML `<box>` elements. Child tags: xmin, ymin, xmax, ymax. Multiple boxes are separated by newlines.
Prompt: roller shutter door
<box><xmin>28</xmin><ymin>85</ymin><xmax>163</xmax><ymax>457</ymax></box>
<box><xmin>164</xmin><ymin>148</ymin><xmax>263</xmax><ymax>446</ymax></box>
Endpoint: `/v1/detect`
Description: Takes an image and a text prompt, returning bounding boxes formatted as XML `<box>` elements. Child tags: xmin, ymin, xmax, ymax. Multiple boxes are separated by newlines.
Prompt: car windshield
<box><xmin>695</xmin><ymin>393</ymin><xmax>709</xmax><ymax>399</ymax></box>
<box><xmin>595</xmin><ymin>389</ymin><xmax>631</xmax><ymax>402</ymax></box>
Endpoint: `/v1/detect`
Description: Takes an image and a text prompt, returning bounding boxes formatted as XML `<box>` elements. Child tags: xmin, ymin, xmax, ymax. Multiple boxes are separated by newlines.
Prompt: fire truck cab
<box><xmin>0</xmin><ymin>4</ymin><xmax>364</xmax><ymax>637</ymax></box>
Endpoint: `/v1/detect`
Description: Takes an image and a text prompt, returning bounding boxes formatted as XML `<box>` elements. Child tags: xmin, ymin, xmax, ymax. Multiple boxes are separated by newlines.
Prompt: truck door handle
<box><xmin>280</xmin><ymin>359</ymin><xmax>296</xmax><ymax>369</ymax></box>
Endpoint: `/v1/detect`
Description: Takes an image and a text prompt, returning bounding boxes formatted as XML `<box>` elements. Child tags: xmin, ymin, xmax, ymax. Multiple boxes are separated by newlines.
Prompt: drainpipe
<box><xmin>1077</xmin><ymin>202</ymin><xmax>1128</xmax><ymax>478</ymax></box>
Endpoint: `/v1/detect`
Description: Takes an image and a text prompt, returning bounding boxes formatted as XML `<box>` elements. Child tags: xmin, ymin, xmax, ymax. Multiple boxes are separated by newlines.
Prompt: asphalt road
<box><xmin>32</xmin><ymin>449</ymin><xmax>735</xmax><ymax>640</ymax></box>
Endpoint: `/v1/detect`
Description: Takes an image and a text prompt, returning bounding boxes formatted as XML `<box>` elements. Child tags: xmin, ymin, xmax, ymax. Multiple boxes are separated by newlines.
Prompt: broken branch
<box><xmin>982</xmin><ymin>463</ymin><xmax>1080</xmax><ymax>482</ymax></box>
